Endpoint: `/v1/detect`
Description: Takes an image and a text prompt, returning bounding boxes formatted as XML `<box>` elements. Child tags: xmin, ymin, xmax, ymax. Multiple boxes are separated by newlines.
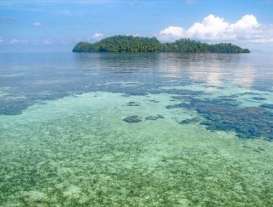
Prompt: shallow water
<box><xmin>0</xmin><ymin>52</ymin><xmax>273</xmax><ymax>206</ymax></box>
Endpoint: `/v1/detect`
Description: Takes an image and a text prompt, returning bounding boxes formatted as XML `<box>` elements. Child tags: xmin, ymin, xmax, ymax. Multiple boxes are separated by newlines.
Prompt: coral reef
<box><xmin>1</xmin><ymin>92</ymin><xmax>273</xmax><ymax>207</ymax></box>
<box><xmin>167</xmin><ymin>96</ymin><xmax>273</xmax><ymax>139</ymax></box>
<box><xmin>126</xmin><ymin>101</ymin><xmax>141</xmax><ymax>106</ymax></box>
<box><xmin>145</xmin><ymin>114</ymin><xmax>164</xmax><ymax>121</ymax></box>
<box><xmin>123</xmin><ymin>115</ymin><xmax>142</xmax><ymax>123</ymax></box>
<box><xmin>179</xmin><ymin>117</ymin><xmax>200</xmax><ymax>124</ymax></box>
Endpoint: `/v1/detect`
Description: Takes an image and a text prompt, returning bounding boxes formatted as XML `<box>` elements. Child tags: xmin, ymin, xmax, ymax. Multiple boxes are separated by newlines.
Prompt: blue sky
<box><xmin>1</xmin><ymin>0</ymin><xmax>273</xmax><ymax>52</ymax></box>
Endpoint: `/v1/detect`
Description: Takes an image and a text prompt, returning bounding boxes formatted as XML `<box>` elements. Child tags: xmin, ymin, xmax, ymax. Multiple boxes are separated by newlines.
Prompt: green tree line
<box><xmin>73</xmin><ymin>35</ymin><xmax>250</xmax><ymax>53</ymax></box>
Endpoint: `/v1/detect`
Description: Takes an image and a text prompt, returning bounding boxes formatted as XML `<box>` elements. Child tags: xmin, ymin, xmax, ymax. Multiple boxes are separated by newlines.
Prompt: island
<box><xmin>73</xmin><ymin>35</ymin><xmax>250</xmax><ymax>53</ymax></box>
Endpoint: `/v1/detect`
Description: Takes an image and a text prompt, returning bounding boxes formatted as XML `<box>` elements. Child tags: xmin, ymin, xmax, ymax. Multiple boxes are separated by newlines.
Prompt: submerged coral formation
<box><xmin>179</xmin><ymin>117</ymin><xmax>200</xmax><ymax>125</ymax></box>
<box><xmin>123</xmin><ymin>115</ymin><xmax>142</xmax><ymax>123</ymax></box>
<box><xmin>145</xmin><ymin>114</ymin><xmax>164</xmax><ymax>121</ymax></box>
<box><xmin>1</xmin><ymin>89</ymin><xmax>273</xmax><ymax>206</ymax></box>
<box><xmin>126</xmin><ymin>101</ymin><xmax>141</xmax><ymax>106</ymax></box>
<box><xmin>166</xmin><ymin>91</ymin><xmax>273</xmax><ymax>139</ymax></box>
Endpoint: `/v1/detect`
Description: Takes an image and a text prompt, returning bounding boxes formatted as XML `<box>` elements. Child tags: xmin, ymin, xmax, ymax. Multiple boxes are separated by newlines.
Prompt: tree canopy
<box><xmin>73</xmin><ymin>35</ymin><xmax>250</xmax><ymax>54</ymax></box>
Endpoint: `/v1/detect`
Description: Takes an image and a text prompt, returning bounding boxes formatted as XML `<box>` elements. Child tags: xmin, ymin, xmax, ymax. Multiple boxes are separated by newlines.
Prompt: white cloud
<box><xmin>231</xmin><ymin>14</ymin><xmax>259</xmax><ymax>31</ymax></box>
<box><xmin>160</xmin><ymin>26</ymin><xmax>184</xmax><ymax>41</ymax></box>
<box><xmin>159</xmin><ymin>14</ymin><xmax>273</xmax><ymax>43</ymax></box>
<box><xmin>90</xmin><ymin>33</ymin><xmax>104</xmax><ymax>41</ymax></box>
<box><xmin>187</xmin><ymin>15</ymin><xmax>229</xmax><ymax>39</ymax></box>
<box><xmin>0</xmin><ymin>36</ymin><xmax>3</xmax><ymax>43</ymax></box>
<box><xmin>32</xmin><ymin>22</ymin><xmax>41</xmax><ymax>27</ymax></box>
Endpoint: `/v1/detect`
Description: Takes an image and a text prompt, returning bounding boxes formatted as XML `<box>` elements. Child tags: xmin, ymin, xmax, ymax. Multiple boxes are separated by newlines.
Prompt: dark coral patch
<box><xmin>0</xmin><ymin>99</ymin><xmax>30</xmax><ymax>115</ymax></box>
<box><xmin>200</xmin><ymin>106</ymin><xmax>273</xmax><ymax>139</ymax></box>
<box><xmin>167</xmin><ymin>96</ymin><xmax>273</xmax><ymax>140</ymax></box>
<box><xmin>127</xmin><ymin>101</ymin><xmax>140</xmax><ymax>106</ymax></box>
<box><xmin>148</xmin><ymin>99</ymin><xmax>160</xmax><ymax>103</ymax></box>
<box><xmin>123</xmin><ymin>115</ymin><xmax>142</xmax><ymax>123</ymax></box>
<box><xmin>145</xmin><ymin>114</ymin><xmax>164</xmax><ymax>121</ymax></box>
<box><xmin>179</xmin><ymin>118</ymin><xmax>200</xmax><ymax>125</ymax></box>
<box><xmin>252</xmin><ymin>97</ymin><xmax>266</xmax><ymax>101</ymax></box>
<box><xmin>166</xmin><ymin>103</ymin><xmax>189</xmax><ymax>109</ymax></box>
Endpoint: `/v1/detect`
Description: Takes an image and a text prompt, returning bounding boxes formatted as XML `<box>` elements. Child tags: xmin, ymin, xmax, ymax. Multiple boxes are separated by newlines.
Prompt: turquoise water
<box><xmin>0</xmin><ymin>52</ymin><xmax>273</xmax><ymax>206</ymax></box>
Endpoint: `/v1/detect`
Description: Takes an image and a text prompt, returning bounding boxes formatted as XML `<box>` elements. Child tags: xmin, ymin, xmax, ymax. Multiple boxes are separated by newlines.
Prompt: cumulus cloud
<box><xmin>159</xmin><ymin>14</ymin><xmax>273</xmax><ymax>43</ymax></box>
<box><xmin>186</xmin><ymin>15</ymin><xmax>230</xmax><ymax>39</ymax></box>
<box><xmin>90</xmin><ymin>32</ymin><xmax>104</xmax><ymax>41</ymax></box>
<box><xmin>160</xmin><ymin>26</ymin><xmax>184</xmax><ymax>41</ymax></box>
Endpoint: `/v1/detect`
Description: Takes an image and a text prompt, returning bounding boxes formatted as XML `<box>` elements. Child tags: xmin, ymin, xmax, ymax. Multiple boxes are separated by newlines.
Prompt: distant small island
<box><xmin>73</xmin><ymin>35</ymin><xmax>250</xmax><ymax>54</ymax></box>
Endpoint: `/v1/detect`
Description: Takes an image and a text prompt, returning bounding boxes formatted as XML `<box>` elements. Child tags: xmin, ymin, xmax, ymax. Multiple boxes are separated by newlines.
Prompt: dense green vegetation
<box><xmin>73</xmin><ymin>35</ymin><xmax>250</xmax><ymax>53</ymax></box>
<box><xmin>73</xmin><ymin>36</ymin><xmax>161</xmax><ymax>53</ymax></box>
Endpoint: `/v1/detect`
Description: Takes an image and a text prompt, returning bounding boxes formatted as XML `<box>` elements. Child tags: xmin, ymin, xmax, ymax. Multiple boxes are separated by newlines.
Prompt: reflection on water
<box><xmin>73</xmin><ymin>52</ymin><xmax>272</xmax><ymax>90</ymax></box>
<box><xmin>0</xmin><ymin>52</ymin><xmax>273</xmax><ymax>206</ymax></box>
<box><xmin>0</xmin><ymin>52</ymin><xmax>272</xmax><ymax>114</ymax></box>
<box><xmin>233</xmin><ymin>65</ymin><xmax>255</xmax><ymax>88</ymax></box>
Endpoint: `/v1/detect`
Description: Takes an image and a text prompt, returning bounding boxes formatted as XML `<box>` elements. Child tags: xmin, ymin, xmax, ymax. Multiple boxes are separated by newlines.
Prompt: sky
<box><xmin>1</xmin><ymin>0</ymin><xmax>273</xmax><ymax>52</ymax></box>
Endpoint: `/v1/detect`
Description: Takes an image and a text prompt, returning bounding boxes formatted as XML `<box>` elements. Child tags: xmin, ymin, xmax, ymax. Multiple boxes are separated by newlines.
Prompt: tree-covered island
<box><xmin>73</xmin><ymin>35</ymin><xmax>250</xmax><ymax>53</ymax></box>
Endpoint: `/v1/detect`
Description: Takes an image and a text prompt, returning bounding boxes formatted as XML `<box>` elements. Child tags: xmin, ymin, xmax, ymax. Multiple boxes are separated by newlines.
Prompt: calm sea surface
<box><xmin>0</xmin><ymin>52</ymin><xmax>273</xmax><ymax>206</ymax></box>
